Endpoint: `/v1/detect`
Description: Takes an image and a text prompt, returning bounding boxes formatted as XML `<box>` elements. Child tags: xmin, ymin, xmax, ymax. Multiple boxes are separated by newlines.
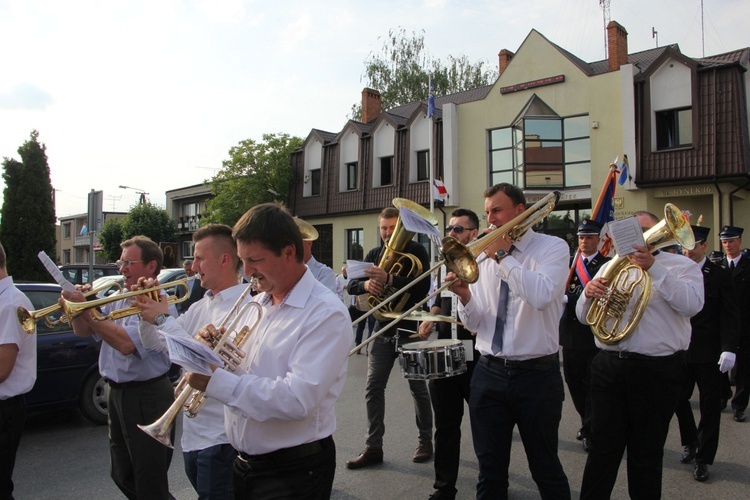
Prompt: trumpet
<box><xmin>349</xmin><ymin>191</ymin><xmax>560</xmax><ymax>355</ymax></box>
<box><xmin>16</xmin><ymin>280</ymin><xmax>124</xmax><ymax>334</ymax></box>
<box><xmin>138</xmin><ymin>284</ymin><xmax>262</xmax><ymax>448</ymax></box>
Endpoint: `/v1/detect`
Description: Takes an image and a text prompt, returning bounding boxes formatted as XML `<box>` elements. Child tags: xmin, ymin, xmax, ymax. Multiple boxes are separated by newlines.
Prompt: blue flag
<box><xmin>618</xmin><ymin>154</ymin><xmax>629</xmax><ymax>185</ymax></box>
<box><xmin>593</xmin><ymin>170</ymin><xmax>617</xmax><ymax>224</ymax></box>
<box><xmin>427</xmin><ymin>77</ymin><xmax>435</xmax><ymax>119</ymax></box>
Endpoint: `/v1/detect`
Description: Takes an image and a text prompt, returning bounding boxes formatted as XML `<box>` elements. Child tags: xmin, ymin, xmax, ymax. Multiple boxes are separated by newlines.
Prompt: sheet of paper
<box><xmin>607</xmin><ymin>216</ymin><xmax>646</xmax><ymax>256</ymax></box>
<box><xmin>399</xmin><ymin>206</ymin><xmax>440</xmax><ymax>238</ymax></box>
<box><xmin>162</xmin><ymin>329</ymin><xmax>224</xmax><ymax>376</ymax></box>
<box><xmin>345</xmin><ymin>260</ymin><xmax>375</xmax><ymax>279</ymax></box>
<box><xmin>38</xmin><ymin>251</ymin><xmax>77</xmax><ymax>292</ymax></box>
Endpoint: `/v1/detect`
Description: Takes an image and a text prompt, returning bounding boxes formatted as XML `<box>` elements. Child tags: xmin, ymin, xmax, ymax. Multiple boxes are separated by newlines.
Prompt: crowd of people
<box><xmin>1</xmin><ymin>187</ymin><xmax>748</xmax><ymax>499</ymax></box>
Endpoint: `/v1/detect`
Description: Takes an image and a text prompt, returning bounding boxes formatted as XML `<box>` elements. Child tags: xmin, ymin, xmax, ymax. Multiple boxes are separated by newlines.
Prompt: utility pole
<box><xmin>600</xmin><ymin>0</ymin><xmax>611</xmax><ymax>58</ymax></box>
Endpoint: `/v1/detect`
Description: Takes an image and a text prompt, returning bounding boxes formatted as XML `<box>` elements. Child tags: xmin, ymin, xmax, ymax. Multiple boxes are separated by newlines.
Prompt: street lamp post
<box><xmin>119</xmin><ymin>185</ymin><xmax>149</xmax><ymax>204</ymax></box>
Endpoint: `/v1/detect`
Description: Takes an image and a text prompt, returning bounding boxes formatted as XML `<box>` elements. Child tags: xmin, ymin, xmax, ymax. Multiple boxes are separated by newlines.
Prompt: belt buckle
<box><xmin>237</xmin><ymin>453</ymin><xmax>250</xmax><ymax>464</ymax></box>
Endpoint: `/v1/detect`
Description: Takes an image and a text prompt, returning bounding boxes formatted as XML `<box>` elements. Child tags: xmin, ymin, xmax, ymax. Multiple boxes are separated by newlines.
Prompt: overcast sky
<box><xmin>1</xmin><ymin>0</ymin><xmax>746</xmax><ymax>219</ymax></box>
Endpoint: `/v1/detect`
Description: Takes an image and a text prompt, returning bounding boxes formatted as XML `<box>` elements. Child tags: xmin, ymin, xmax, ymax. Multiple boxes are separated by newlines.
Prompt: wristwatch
<box><xmin>153</xmin><ymin>313</ymin><xmax>168</xmax><ymax>326</ymax></box>
<box><xmin>494</xmin><ymin>249</ymin><xmax>509</xmax><ymax>263</ymax></box>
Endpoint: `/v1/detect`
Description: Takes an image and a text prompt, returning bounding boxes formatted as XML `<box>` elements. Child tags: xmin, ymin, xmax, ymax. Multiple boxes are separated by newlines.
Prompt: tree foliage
<box><xmin>0</xmin><ymin>130</ymin><xmax>56</xmax><ymax>280</ymax></box>
<box><xmin>99</xmin><ymin>217</ymin><xmax>124</xmax><ymax>262</ymax></box>
<box><xmin>351</xmin><ymin>28</ymin><xmax>498</xmax><ymax>118</ymax></box>
<box><xmin>203</xmin><ymin>133</ymin><xmax>303</xmax><ymax>226</ymax></box>
<box><xmin>99</xmin><ymin>203</ymin><xmax>176</xmax><ymax>262</ymax></box>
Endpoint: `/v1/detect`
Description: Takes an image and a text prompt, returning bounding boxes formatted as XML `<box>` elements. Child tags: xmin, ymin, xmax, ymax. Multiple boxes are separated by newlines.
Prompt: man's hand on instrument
<box><xmin>584</xmin><ymin>277</ymin><xmax>609</xmax><ymax>299</ymax></box>
<box><xmin>446</xmin><ymin>272</ymin><xmax>471</xmax><ymax>304</ymax></box>
<box><xmin>484</xmin><ymin>231</ymin><xmax>512</xmax><ymax>260</ymax></box>
<box><xmin>364</xmin><ymin>266</ymin><xmax>388</xmax><ymax>284</ymax></box>
<box><xmin>195</xmin><ymin>323</ymin><xmax>224</xmax><ymax>348</ymax></box>
<box><xmin>134</xmin><ymin>286</ymin><xmax>168</xmax><ymax>324</ymax></box>
<box><xmin>364</xmin><ymin>279</ymin><xmax>384</xmax><ymax>296</ymax></box>
<box><xmin>417</xmin><ymin>320</ymin><xmax>434</xmax><ymax>339</ymax></box>
<box><xmin>187</xmin><ymin>372</ymin><xmax>211</xmax><ymax>392</ymax></box>
<box><xmin>627</xmin><ymin>245</ymin><xmax>655</xmax><ymax>271</ymax></box>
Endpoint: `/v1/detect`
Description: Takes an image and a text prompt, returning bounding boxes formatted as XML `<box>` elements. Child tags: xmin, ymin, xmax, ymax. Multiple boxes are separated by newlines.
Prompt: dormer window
<box><xmin>656</xmin><ymin>107</ymin><xmax>692</xmax><ymax>150</ymax></box>
<box><xmin>346</xmin><ymin>162</ymin><xmax>358</xmax><ymax>191</ymax></box>
<box><xmin>416</xmin><ymin>151</ymin><xmax>430</xmax><ymax>181</ymax></box>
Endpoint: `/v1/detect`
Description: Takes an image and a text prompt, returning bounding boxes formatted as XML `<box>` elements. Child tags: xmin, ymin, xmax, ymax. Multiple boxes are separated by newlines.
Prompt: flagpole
<box><xmin>428</xmin><ymin>74</ymin><xmax>436</xmax><ymax>262</ymax></box>
<box><xmin>564</xmin><ymin>162</ymin><xmax>618</xmax><ymax>289</ymax></box>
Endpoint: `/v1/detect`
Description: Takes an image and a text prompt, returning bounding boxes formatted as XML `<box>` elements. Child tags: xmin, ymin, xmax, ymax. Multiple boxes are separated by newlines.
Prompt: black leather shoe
<box><xmin>680</xmin><ymin>445</ymin><xmax>696</xmax><ymax>464</ymax></box>
<box><xmin>413</xmin><ymin>441</ymin><xmax>433</xmax><ymax>463</ymax></box>
<box><xmin>734</xmin><ymin>409</ymin><xmax>746</xmax><ymax>422</ymax></box>
<box><xmin>346</xmin><ymin>447</ymin><xmax>383</xmax><ymax>469</ymax></box>
<box><xmin>582</xmin><ymin>437</ymin><xmax>591</xmax><ymax>453</ymax></box>
<box><xmin>694</xmin><ymin>463</ymin><xmax>709</xmax><ymax>482</ymax></box>
<box><xmin>576</xmin><ymin>429</ymin><xmax>583</xmax><ymax>441</ymax></box>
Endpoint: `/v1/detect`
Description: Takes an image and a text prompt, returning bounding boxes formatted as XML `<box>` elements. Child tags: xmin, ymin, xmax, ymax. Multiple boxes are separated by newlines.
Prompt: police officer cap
<box><xmin>708</xmin><ymin>250</ymin><xmax>724</xmax><ymax>262</ymax></box>
<box><xmin>719</xmin><ymin>225</ymin><xmax>743</xmax><ymax>240</ymax></box>
<box><xmin>691</xmin><ymin>225</ymin><xmax>710</xmax><ymax>242</ymax></box>
<box><xmin>577</xmin><ymin>219</ymin><xmax>604</xmax><ymax>236</ymax></box>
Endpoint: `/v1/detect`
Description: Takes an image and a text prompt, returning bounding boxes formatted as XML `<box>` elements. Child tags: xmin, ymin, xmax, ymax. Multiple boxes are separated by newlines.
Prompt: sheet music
<box><xmin>345</xmin><ymin>260</ymin><xmax>375</xmax><ymax>279</ymax></box>
<box><xmin>607</xmin><ymin>216</ymin><xmax>646</xmax><ymax>256</ymax></box>
<box><xmin>162</xmin><ymin>329</ymin><xmax>224</xmax><ymax>376</ymax></box>
<box><xmin>399</xmin><ymin>207</ymin><xmax>440</xmax><ymax>238</ymax></box>
<box><xmin>38</xmin><ymin>251</ymin><xmax>77</xmax><ymax>292</ymax></box>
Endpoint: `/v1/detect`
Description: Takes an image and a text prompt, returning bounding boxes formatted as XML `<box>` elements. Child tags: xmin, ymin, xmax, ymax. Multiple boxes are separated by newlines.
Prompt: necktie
<box><xmin>491</xmin><ymin>245</ymin><xmax>514</xmax><ymax>354</ymax></box>
<box><xmin>583</xmin><ymin>257</ymin><xmax>589</xmax><ymax>266</ymax></box>
<box><xmin>730</xmin><ymin>261</ymin><xmax>736</xmax><ymax>270</ymax></box>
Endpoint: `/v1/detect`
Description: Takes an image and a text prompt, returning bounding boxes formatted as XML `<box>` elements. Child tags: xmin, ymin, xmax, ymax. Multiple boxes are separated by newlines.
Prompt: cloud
<box><xmin>0</xmin><ymin>83</ymin><xmax>53</xmax><ymax>110</ymax></box>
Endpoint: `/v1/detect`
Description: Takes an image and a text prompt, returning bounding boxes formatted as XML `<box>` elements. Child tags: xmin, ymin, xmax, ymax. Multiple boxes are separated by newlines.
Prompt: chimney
<box><xmin>498</xmin><ymin>49</ymin><xmax>515</xmax><ymax>75</ymax></box>
<box><xmin>607</xmin><ymin>21</ymin><xmax>629</xmax><ymax>71</ymax></box>
<box><xmin>361</xmin><ymin>88</ymin><xmax>382</xmax><ymax>123</ymax></box>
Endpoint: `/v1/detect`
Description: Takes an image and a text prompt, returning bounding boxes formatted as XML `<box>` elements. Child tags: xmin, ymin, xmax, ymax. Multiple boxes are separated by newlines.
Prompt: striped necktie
<box><xmin>491</xmin><ymin>246</ymin><xmax>514</xmax><ymax>354</ymax></box>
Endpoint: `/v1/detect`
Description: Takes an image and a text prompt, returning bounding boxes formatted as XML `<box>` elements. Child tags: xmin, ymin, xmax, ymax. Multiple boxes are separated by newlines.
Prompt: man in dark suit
<box><xmin>675</xmin><ymin>225</ymin><xmax>740</xmax><ymax>481</ymax></box>
<box><xmin>177</xmin><ymin>258</ymin><xmax>206</xmax><ymax>314</ymax></box>
<box><xmin>559</xmin><ymin>219</ymin><xmax>609</xmax><ymax>452</ymax></box>
<box><xmin>720</xmin><ymin>225</ymin><xmax>750</xmax><ymax>422</ymax></box>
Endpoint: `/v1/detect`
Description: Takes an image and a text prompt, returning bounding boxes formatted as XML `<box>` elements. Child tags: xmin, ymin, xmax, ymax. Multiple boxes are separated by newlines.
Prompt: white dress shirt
<box><xmin>458</xmin><ymin>229</ymin><xmax>569</xmax><ymax>360</ymax></box>
<box><xmin>307</xmin><ymin>256</ymin><xmax>337</xmax><ymax>294</ymax></box>
<box><xmin>206</xmin><ymin>268</ymin><xmax>351</xmax><ymax>455</ymax></box>
<box><xmin>575</xmin><ymin>251</ymin><xmax>704</xmax><ymax>356</ymax></box>
<box><xmin>0</xmin><ymin>277</ymin><xmax>36</xmax><ymax>399</ymax></box>
<box><xmin>139</xmin><ymin>283</ymin><xmax>251</xmax><ymax>452</ymax></box>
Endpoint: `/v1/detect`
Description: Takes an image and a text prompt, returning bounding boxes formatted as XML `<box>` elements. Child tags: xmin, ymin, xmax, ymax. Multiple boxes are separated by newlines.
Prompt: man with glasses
<box><xmin>62</xmin><ymin>236</ymin><xmax>176</xmax><ymax>499</ymax></box>
<box><xmin>674</xmin><ymin>225</ymin><xmax>739</xmax><ymax>482</ymax></box>
<box><xmin>417</xmin><ymin>208</ymin><xmax>480</xmax><ymax>500</ymax></box>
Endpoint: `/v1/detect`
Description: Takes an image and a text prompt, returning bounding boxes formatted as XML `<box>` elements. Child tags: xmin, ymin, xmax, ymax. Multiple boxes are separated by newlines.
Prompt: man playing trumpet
<box><xmin>136</xmin><ymin>224</ymin><xmax>249</xmax><ymax>499</ymax></box>
<box><xmin>61</xmin><ymin>235</ymin><xmax>175</xmax><ymax>499</ymax></box>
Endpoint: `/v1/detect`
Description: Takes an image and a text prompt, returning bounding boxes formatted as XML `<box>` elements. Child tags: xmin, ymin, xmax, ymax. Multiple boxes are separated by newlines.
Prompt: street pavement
<box><xmin>14</xmin><ymin>348</ymin><xmax>750</xmax><ymax>499</ymax></box>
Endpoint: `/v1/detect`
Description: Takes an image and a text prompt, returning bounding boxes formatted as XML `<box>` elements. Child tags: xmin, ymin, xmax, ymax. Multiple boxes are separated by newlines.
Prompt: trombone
<box><xmin>348</xmin><ymin>191</ymin><xmax>560</xmax><ymax>356</ymax></box>
<box><xmin>17</xmin><ymin>280</ymin><xmax>190</xmax><ymax>334</ymax></box>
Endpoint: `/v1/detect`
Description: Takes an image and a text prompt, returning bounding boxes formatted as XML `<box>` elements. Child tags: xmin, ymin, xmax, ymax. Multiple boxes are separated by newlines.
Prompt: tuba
<box><xmin>138</xmin><ymin>284</ymin><xmax>262</xmax><ymax>448</ymax></box>
<box><xmin>585</xmin><ymin>203</ymin><xmax>695</xmax><ymax>344</ymax></box>
<box><xmin>359</xmin><ymin>198</ymin><xmax>438</xmax><ymax>320</ymax></box>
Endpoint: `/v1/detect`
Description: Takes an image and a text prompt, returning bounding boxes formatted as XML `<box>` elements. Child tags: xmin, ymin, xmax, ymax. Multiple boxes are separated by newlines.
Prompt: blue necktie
<box><xmin>491</xmin><ymin>245</ymin><xmax>514</xmax><ymax>354</ymax></box>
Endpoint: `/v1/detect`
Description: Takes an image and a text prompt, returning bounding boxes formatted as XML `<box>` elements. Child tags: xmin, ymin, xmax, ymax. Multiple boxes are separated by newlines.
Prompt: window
<box><xmin>182</xmin><ymin>202</ymin><xmax>199</xmax><ymax>217</ymax></box>
<box><xmin>489</xmin><ymin>97</ymin><xmax>590</xmax><ymax>189</ymax></box>
<box><xmin>346</xmin><ymin>229</ymin><xmax>364</xmax><ymax>260</ymax></box>
<box><xmin>380</xmin><ymin>156</ymin><xmax>393</xmax><ymax>186</ymax></box>
<box><xmin>346</xmin><ymin>162</ymin><xmax>358</xmax><ymax>191</ymax></box>
<box><xmin>62</xmin><ymin>250</ymin><xmax>71</xmax><ymax>265</ymax></box>
<box><xmin>417</xmin><ymin>151</ymin><xmax>429</xmax><ymax>181</ymax></box>
<box><xmin>182</xmin><ymin>241</ymin><xmax>194</xmax><ymax>259</ymax></box>
<box><xmin>656</xmin><ymin>107</ymin><xmax>692</xmax><ymax>150</ymax></box>
<box><xmin>63</xmin><ymin>223</ymin><xmax>71</xmax><ymax>239</ymax></box>
<box><xmin>310</xmin><ymin>168</ymin><xmax>321</xmax><ymax>196</ymax></box>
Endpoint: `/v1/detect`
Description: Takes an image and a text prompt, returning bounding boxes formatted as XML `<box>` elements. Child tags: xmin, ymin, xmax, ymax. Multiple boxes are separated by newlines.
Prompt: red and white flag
<box><xmin>433</xmin><ymin>179</ymin><xmax>449</xmax><ymax>202</ymax></box>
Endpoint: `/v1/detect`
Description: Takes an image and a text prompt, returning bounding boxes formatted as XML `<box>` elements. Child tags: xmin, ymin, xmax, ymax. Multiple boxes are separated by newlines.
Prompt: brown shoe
<box><xmin>346</xmin><ymin>447</ymin><xmax>383</xmax><ymax>469</ymax></box>
<box><xmin>413</xmin><ymin>441</ymin><xmax>433</xmax><ymax>463</ymax></box>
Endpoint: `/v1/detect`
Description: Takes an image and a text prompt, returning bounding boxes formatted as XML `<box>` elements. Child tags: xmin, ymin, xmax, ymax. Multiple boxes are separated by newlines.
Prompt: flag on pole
<box><xmin>433</xmin><ymin>178</ymin><xmax>449</xmax><ymax>202</ymax></box>
<box><xmin>617</xmin><ymin>154</ymin><xmax>630</xmax><ymax>185</ymax></box>
<box><xmin>80</xmin><ymin>224</ymin><xmax>88</xmax><ymax>236</ymax></box>
<box><xmin>427</xmin><ymin>76</ymin><xmax>435</xmax><ymax>119</ymax></box>
<box><xmin>592</xmin><ymin>167</ymin><xmax>618</xmax><ymax>224</ymax></box>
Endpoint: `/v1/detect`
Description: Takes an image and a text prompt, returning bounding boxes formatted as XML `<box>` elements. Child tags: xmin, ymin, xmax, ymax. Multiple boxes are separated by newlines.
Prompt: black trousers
<box><xmin>581</xmin><ymin>351</ymin><xmax>686</xmax><ymax>500</ymax></box>
<box><xmin>0</xmin><ymin>395</ymin><xmax>25</xmax><ymax>500</ymax></box>
<box><xmin>731</xmin><ymin>334</ymin><xmax>750</xmax><ymax>411</ymax></box>
<box><xmin>674</xmin><ymin>361</ymin><xmax>723</xmax><ymax>464</ymax></box>
<box><xmin>429</xmin><ymin>360</ymin><xmax>475</xmax><ymax>497</ymax></box>
<box><xmin>561</xmin><ymin>347</ymin><xmax>598</xmax><ymax>437</ymax></box>
<box><xmin>233</xmin><ymin>437</ymin><xmax>336</xmax><ymax>499</ymax></box>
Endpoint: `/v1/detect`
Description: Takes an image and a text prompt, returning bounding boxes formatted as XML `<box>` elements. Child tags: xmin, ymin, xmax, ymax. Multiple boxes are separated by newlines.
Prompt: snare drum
<box><xmin>398</xmin><ymin>339</ymin><xmax>467</xmax><ymax>380</ymax></box>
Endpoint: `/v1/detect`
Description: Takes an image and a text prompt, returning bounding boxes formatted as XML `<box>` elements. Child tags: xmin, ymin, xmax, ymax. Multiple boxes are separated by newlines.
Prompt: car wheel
<box><xmin>79</xmin><ymin>372</ymin><xmax>108</xmax><ymax>425</ymax></box>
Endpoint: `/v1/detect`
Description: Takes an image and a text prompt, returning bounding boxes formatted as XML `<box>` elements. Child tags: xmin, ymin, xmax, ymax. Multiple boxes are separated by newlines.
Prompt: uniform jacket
<box><xmin>688</xmin><ymin>259</ymin><xmax>740</xmax><ymax>363</ymax></box>
<box><xmin>722</xmin><ymin>254</ymin><xmax>750</xmax><ymax>335</ymax></box>
<box><xmin>559</xmin><ymin>252</ymin><xmax>610</xmax><ymax>350</ymax></box>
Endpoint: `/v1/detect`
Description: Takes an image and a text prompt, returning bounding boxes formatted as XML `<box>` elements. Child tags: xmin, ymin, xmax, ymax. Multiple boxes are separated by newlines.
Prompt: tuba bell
<box><xmin>585</xmin><ymin>203</ymin><xmax>695</xmax><ymax>344</ymax></box>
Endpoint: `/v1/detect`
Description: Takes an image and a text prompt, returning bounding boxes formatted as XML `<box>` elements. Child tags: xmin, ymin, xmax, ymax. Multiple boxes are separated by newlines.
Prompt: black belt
<box><xmin>599</xmin><ymin>349</ymin><xmax>685</xmax><ymax>361</ymax></box>
<box><xmin>106</xmin><ymin>373</ymin><xmax>167</xmax><ymax>389</ymax></box>
<box><xmin>0</xmin><ymin>394</ymin><xmax>24</xmax><ymax>406</ymax></box>
<box><xmin>481</xmin><ymin>353</ymin><xmax>559</xmax><ymax>371</ymax></box>
<box><xmin>237</xmin><ymin>435</ymin><xmax>332</xmax><ymax>466</ymax></box>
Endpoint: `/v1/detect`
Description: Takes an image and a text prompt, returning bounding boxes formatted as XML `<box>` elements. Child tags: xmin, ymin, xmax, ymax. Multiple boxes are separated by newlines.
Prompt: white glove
<box><xmin>718</xmin><ymin>351</ymin><xmax>736</xmax><ymax>373</ymax></box>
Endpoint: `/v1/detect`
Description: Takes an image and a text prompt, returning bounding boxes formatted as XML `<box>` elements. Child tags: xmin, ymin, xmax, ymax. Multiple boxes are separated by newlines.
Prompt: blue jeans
<box><xmin>183</xmin><ymin>443</ymin><xmax>236</xmax><ymax>500</ymax></box>
<box><xmin>470</xmin><ymin>356</ymin><xmax>569</xmax><ymax>500</ymax></box>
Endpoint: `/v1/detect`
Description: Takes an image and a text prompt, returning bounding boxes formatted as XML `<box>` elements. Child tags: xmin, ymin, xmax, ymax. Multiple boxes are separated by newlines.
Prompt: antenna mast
<box><xmin>600</xmin><ymin>0</ymin><xmax>611</xmax><ymax>58</ymax></box>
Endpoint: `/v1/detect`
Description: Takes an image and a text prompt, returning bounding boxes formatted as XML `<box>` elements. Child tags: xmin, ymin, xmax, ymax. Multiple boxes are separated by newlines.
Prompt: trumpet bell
<box><xmin>440</xmin><ymin>237</ymin><xmax>479</xmax><ymax>284</ymax></box>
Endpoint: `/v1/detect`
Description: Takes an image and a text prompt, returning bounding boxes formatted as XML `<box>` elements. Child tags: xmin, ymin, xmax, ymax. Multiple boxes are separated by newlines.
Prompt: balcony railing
<box><xmin>176</xmin><ymin>214</ymin><xmax>202</xmax><ymax>233</ymax></box>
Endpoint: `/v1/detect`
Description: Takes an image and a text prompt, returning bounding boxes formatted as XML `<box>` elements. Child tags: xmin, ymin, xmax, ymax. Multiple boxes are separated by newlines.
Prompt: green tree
<box><xmin>99</xmin><ymin>217</ymin><xmax>124</xmax><ymax>262</ymax></box>
<box><xmin>0</xmin><ymin>130</ymin><xmax>56</xmax><ymax>280</ymax></box>
<box><xmin>351</xmin><ymin>28</ymin><xmax>498</xmax><ymax>119</ymax></box>
<box><xmin>120</xmin><ymin>202</ymin><xmax>177</xmax><ymax>246</ymax></box>
<box><xmin>203</xmin><ymin>133</ymin><xmax>303</xmax><ymax>226</ymax></box>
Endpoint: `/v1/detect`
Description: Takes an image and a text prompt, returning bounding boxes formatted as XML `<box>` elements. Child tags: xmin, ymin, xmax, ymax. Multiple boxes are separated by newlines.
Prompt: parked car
<box><xmin>59</xmin><ymin>264</ymin><xmax>119</xmax><ymax>285</ymax></box>
<box><xmin>18</xmin><ymin>282</ymin><xmax>180</xmax><ymax>425</ymax></box>
<box><xmin>91</xmin><ymin>268</ymin><xmax>186</xmax><ymax>299</ymax></box>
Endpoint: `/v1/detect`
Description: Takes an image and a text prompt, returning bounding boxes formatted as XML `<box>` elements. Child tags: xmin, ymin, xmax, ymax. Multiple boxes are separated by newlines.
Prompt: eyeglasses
<box><xmin>445</xmin><ymin>225</ymin><xmax>476</xmax><ymax>234</ymax></box>
<box><xmin>115</xmin><ymin>259</ymin><xmax>145</xmax><ymax>268</ymax></box>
